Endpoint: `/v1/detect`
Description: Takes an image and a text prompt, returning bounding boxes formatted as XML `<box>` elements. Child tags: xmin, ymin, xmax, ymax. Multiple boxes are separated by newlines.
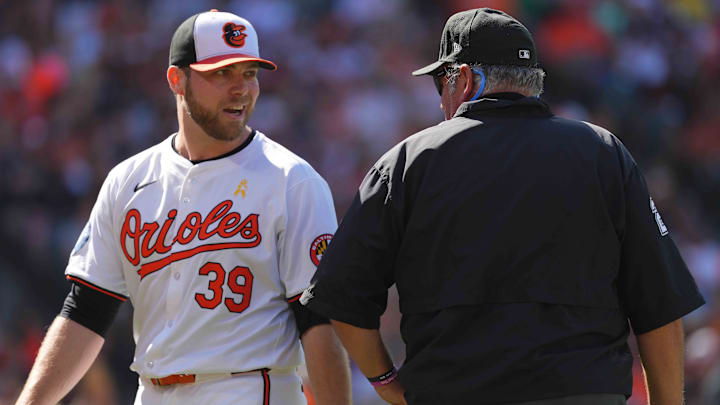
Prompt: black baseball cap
<box><xmin>169</xmin><ymin>9</ymin><xmax>276</xmax><ymax>71</ymax></box>
<box><xmin>412</xmin><ymin>8</ymin><xmax>537</xmax><ymax>76</ymax></box>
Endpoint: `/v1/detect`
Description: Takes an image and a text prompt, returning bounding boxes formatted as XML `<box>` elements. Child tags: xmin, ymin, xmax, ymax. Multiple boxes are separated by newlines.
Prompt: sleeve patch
<box><xmin>309</xmin><ymin>234</ymin><xmax>333</xmax><ymax>266</ymax></box>
<box><xmin>71</xmin><ymin>222</ymin><xmax>91</xmax><ymax>255</ymax></box>
<box><xmin>650</xmin><ymin>197</ymin><xmax>668</xmax><ymax>236</ymax></box>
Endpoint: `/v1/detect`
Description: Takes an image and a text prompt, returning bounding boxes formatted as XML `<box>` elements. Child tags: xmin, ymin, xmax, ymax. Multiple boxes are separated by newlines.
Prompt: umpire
<box><xmin>303</xmin><ymin>7</ymin><xmax>705</xmax><ymax>405</ymax></box>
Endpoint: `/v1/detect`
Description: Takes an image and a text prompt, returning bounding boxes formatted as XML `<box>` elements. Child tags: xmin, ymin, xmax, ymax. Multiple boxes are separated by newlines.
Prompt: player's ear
<box><xmin>167</xmin><ymin>66</ymin><xmax>186</xmax><ymax>96</ymax></box>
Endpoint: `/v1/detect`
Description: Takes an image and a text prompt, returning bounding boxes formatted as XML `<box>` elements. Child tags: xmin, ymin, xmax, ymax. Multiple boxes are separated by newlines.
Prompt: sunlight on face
<box><xmin>182</xmin><ymin>63</ymin><xmax>260</xmax><ymax>141</ymax></box>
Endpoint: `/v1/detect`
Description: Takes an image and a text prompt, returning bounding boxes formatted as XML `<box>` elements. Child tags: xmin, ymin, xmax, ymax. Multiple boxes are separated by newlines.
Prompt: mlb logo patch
<box><xmin>519</xmin><ymin>49</ymin><xmax>531</xmax><ymax>59</ymax></box>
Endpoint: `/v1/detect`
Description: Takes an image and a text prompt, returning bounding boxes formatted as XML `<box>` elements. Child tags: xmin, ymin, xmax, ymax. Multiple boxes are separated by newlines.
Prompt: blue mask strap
<box><xmin>469</xmin><ymin>68</ymin><xmax>486</xmax><ymax>101</ymax></box>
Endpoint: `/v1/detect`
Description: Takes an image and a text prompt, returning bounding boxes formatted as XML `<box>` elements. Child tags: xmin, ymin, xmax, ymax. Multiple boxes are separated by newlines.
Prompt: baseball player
<box><xmin>15</xmin><ymin>10</ymin><xmax>351</xmax><ymax>405</ymax></box>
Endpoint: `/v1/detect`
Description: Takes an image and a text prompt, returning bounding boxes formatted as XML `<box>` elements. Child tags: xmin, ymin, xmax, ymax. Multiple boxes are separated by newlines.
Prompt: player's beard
<box><xmin>183</xmin><ymin>83</ymin><xmax>253</xmax><ymax>142</ymax></box>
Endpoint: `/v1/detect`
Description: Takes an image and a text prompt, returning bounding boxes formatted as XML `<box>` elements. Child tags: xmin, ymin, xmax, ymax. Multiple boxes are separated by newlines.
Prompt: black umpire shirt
<box><xmin>306</xmin><ymin>93</ymin><xmax>705</xmax><ymax>404</ymax></box>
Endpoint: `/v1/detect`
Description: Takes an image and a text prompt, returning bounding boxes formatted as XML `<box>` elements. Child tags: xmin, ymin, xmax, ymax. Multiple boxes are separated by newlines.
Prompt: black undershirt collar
<box><xmin>171</xmin><ymin>129</ymin><xmax>256</xmax><ymax>165</ymax></box>
<box><xmin>454</xmin><ymin>93</ymin><xmax>552</xmax><ymax>118</ymax></box>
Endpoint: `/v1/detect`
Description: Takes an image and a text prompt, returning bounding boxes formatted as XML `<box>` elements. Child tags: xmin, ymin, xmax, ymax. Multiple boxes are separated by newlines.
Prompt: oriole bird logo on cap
<box><xmin>223</xmin><ymin>23</ymin><xmax>247</xmax><ymax>47</ymax></box>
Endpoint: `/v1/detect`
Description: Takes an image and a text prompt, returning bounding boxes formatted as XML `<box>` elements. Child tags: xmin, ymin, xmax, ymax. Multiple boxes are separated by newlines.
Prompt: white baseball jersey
<box><xmin>66</xmin><ymin>130</ymin><xmax>337</xmax><ymax>378</ymax></box>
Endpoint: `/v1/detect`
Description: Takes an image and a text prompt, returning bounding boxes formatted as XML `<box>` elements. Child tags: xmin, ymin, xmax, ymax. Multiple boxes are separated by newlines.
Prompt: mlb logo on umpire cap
<box><xmin>169</xmin><ymin>9</ymin><xmax>277</xmax><ymax>72</ymax></box>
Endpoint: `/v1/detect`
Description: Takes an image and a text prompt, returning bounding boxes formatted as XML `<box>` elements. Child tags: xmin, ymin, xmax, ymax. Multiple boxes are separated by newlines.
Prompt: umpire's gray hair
<box><xmin>446</xmin><ymin>63</ymin><xmax>546</xmax><ymax>97</ymax></box>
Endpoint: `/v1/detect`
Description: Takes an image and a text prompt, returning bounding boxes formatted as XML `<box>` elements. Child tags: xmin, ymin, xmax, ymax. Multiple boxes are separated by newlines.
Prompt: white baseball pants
<box><xmin>134</xmin><ymin>370</ymin><xmax>307</xmax><ymax>405</ymax></box>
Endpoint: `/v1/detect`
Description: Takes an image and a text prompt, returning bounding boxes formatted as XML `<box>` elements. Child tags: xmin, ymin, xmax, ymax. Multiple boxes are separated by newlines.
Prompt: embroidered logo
<box><xmin>309</xmin><ymin>234</ymin><xmax>333</xmax><ymax>266</ymax></box>
<box><xmin>120</xmin><ymin>200</ymin><xmax>261</xmax><ymax>279</ymax></box>
<box><xmin>650</xmin><ymin>197</ymin><xmax>668</xmax><ymax>236</ymax></box>
<box><xmin>223</xmin><ymin>23</ymin><xmax>247</xmax><ymax>47</ymax></box>
<box><xmin>452</xmin><ymin>42</ymin><xmax>462</xmax><ymax>54</ymax></box>
<box><xmin>134</xmin><ymin>180</ymin><xmax>157</xmax><ymax>193</ymax></box>
<box><xmin>519</xmin><ymin>49</ymin><xmax>531</xmax><ymax>59</ymax></box>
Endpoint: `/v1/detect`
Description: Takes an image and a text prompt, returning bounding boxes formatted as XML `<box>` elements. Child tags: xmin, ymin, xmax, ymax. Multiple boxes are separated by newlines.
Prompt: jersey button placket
<box><xmin>180</xmin><ymin>171</ymin><xmax>195</xmax><ymax>204</ymax></box>
<box><xmin>164</xmin><ymin>172</ymin><xmax>194</xmax><ymax>333</ymax></box>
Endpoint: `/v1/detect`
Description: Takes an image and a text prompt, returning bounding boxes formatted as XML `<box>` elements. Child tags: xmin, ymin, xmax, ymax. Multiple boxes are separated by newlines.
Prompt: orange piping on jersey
<box><xmin>137</xmin><ymin>240</ymin><xmax>262</xmax><ymax>279</ymax></box>
<box><xmin>66</xmin><ymin>275</ymin><xmax>128</xmax><ymax>301</ymax></box>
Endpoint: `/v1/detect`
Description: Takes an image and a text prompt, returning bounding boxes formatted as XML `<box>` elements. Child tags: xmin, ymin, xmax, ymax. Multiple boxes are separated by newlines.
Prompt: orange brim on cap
<box><xmin>189</xmin><ymin>54</ymin><xmax>277</xmax><ymax>71</ymax></box>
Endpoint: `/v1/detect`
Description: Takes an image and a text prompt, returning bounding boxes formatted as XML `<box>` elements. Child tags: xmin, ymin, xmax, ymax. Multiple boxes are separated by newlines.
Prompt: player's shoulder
<box><xmin>252</xmin><ymin>131</ymin><xmax>326</xmax><ymax>185</ymax></box>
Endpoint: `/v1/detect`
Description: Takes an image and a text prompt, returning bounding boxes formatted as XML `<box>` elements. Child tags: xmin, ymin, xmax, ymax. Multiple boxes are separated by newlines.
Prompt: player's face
<box><xmin>183</xmin><ymin>62</ymin><xmax>260</xmax><ymax>141</ymax></box>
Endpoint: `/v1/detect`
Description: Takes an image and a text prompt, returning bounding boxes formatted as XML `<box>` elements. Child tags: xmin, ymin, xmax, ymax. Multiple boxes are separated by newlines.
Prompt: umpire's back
<box><xmin>396</xmin><ymin>93</ymin><xmax>628</xmax><ymax>315</ymax></box>
<box><xmin>371</xmin><ymin>93</ymin><xmax>697</xmax><ymax>403</ymax></box>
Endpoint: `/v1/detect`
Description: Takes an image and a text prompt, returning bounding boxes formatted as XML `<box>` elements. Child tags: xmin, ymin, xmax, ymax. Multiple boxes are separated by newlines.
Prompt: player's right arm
<box><xmin>17</xmin><ymin>167</ymin><xmax>128</xmax><ymax>405</ymax></box>
<box><xmin>14</xmin><ymin>317</ymin><xmax>104</xmax><ymax>405</ymax></box>
<box><xmin>16</xmin><ymin>279</ymin><xmax>125</xmax><ymax>405</ymax></box>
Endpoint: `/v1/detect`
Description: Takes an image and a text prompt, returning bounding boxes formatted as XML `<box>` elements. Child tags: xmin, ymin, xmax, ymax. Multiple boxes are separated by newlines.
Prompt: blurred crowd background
<box><xmin>1</xmin><ymin>0</ymin><xmax>719</xmax><ymax>404</ymax></box>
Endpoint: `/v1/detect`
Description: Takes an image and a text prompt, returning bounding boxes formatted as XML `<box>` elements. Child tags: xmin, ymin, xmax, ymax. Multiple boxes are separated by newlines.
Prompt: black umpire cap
<box><xmin>412</xmin><ymin>8</ymin><xmax>538</xmax><ymax>76</ymax></box>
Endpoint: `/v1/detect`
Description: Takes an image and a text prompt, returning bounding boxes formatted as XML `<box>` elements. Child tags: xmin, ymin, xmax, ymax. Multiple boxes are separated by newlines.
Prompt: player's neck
<box><xmin>175</xmin><ymin>120</ymin><xmax>251</xmax><ymax>162</ymax></box>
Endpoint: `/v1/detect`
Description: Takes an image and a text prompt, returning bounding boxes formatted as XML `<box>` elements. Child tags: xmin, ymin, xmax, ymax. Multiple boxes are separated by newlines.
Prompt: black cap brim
<box><xmin>411</xmin><ymin>60</ymin><xmax>445</xmax><ymax>76</ymax></box>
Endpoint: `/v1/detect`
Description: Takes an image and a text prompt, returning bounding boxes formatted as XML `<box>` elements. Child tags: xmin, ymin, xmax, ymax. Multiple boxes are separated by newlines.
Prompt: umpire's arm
<box><xmin>331</xmin><ymin>321</ymin><xmax>407</xmax><ymax>405</ymax></box>
<box><xmin>636</xmin><ymin>319</ymin><xmax>685</xmax><ymax>405</ymax></box>
<box><xmin>616</xmin><ymin>160</ymin><xmax>704</xmax><ymax>405</ymax></box>
<box><xmin>306</xmin><ymin>157</ymin><xmax>406</xmax><ymax>404</ymax></box>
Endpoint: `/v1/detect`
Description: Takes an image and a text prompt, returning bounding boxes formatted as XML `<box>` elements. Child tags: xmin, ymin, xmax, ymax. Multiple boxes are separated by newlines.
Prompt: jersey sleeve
<box><xmin>304</xmin><ymin>164</ymin><xmax>403</xmax><ymax>329</ymax></box>
<box><xmin>617</xmin><ymin>165</ymin><xmax>704</xmax><ymax>335</ymax></box>
<box><xmin>278</xmin><ymin>176</ymin><xmax>338</xmax><ymax>299</ymax></box>
<box><xmin>65</xmin><ymin>173</ymin><xmax>129</xmax><ymax>300</ymax></box>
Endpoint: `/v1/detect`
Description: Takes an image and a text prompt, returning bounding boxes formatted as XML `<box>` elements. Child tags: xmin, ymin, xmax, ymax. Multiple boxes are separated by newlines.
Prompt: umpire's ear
<box><xmin>167</xmin><ymin>65</ymin><xmax>187</xmax><ymax>96</ymax></box>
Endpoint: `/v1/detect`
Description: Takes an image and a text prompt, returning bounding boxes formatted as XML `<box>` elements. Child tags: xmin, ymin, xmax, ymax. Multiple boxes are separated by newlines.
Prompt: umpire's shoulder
<box><xmin>547</xmin><ymin>115</ymin><xmax>623</xmax><ymax>150</ymax></box>
<box><xmin>550</xmin><ymin>116</ymin><xmax>638</xmax><ymax>178</ymax></box>
<box><xmin>579</xmin><ymin>119</ymin><xmax>637</xmax><ymax>171</ymax></box>
<box><xmin>373</xmin><ymin>117</ymin><xmax>481</xmax><ymax>171</ymax></box>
